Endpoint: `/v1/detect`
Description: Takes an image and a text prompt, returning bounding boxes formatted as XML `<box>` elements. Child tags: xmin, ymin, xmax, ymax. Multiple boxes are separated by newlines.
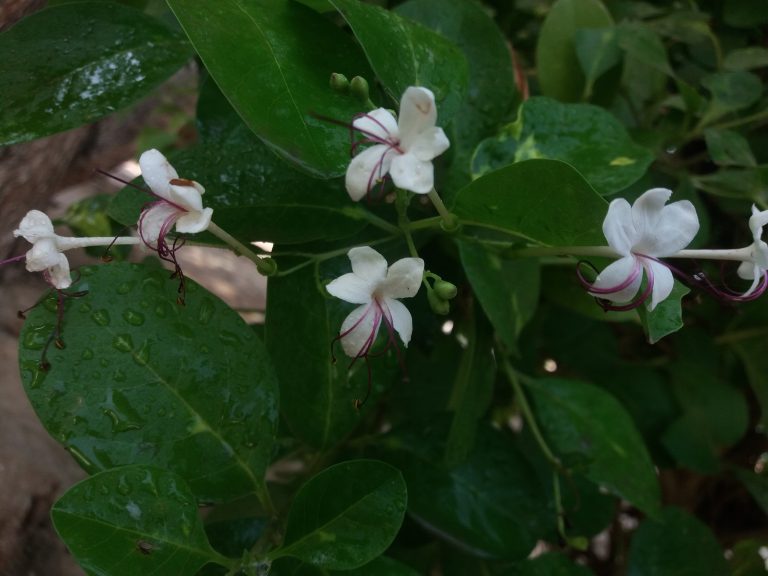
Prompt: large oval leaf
<box><xmin>503</xmin><ymin>553</ymin><xmax>596</xmax><ymax>576</ymax></box>
<box><xmin>0</xmin><ymin>2</ymin><xmax>192</xmax><ymax>145</ymax></box>
<box><xmin>52</xmin><ymin>465</ymin><xmax>226</xmax><ymax>576</ymax></box>
<box><xmin>18</xmin><ymin>262</ymin><xmax>279</xmax><ymax>503</ymax></box>
<box><xmin>472</xmin><ymin>98</ymin><xmax>653</xmax><ymax>196</ymax></box>
<box><xmin>272</xmin><ymin>460</ymin><xmax>407</xmax><ymax>570</ymax></box>
<box><xmin>329</xmin><ymin>0</ymin><xmax>469</xmax><ymax>122</ymax></box>
<box><xmin>528</xmin><ymin>378</ymin><xmax>661</xmax><ymax>517</ymax></box>
<box><xmin>166</xmin><ymin>0</ymin><xmax>373</xmax><ymax>177</ymax></box>
<box><xmin>453</xmin><ymin>159</ymin><xmax>608</xmax><ymax>246</ymax></box>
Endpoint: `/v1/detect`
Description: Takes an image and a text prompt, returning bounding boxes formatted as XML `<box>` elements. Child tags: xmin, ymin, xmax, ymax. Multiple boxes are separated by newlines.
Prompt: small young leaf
<box><xmin>529</xmin><ymin>378</ymin><xmax>661</xmax><ymax>516</ymax></box>
<box><xmin>575</xmin><ymin>28</ymin><xmax>622</xmax><ymax>99</ymax></box>
<box><xmin>0</xmin><ymin>2</ymin><xmax>192</xmax><ymax>145</ymax></box>
<box><xmin>724</xmin><ymin>47</ymin><xmax>768</xmax><ymax>71</ymax></box>
<box><xmin>704</xmin><ymin>129</ymin><xmax>757</xmax><ymax>168</ymax></box>
<box><xmin>273</xmin><ymin>460</ymin><xmax>407</xmax><ymax>570</ymax></box>
<box><xmin>52</xmin><ymin>466</ymin><xmax>226</xmax><ymax>576</ymax></box>
<box><xmin>636</xmin><ymin>281</ymin><xmax>690</xmax><ymax>344</ymax></box>
<box><xmin>700</xmin><ymin>71</ymin><xmax>763</xmax><ymax>126</ymax></box>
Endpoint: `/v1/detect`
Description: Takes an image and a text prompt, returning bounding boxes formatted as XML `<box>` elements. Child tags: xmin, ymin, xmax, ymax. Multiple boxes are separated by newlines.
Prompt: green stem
<box><xmin>207</xmin><ymin>221</ymin><xmax>269</xmax><ymax>271</ymax></box>
<box><xmin>408</xmin><ymin>216</ymin><xmax>444</xmax><ymax>231</ymax></box>
<box><xmin>427</xmin><ymin>188</ymin><xmax>458</xmax><ymax>229</ymax></box>
<box><xmin>354</xmin><ymin>208</ymin><xmax>401</xmax><ymax>236</ymax></box>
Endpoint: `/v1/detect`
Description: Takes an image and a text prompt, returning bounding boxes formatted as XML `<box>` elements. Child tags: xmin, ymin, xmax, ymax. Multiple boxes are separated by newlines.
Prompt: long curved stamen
<box><xmin>577</xmin><ymin>257</ymin><xmax>643</xmax><ymax>295</ymax></box>
<box><xmin>598</xmin><ymin>261</ymin><xmax>655</xmax><ymax>311</ymax></box>
<box><xmin>351</xmin><ymin>112</ymin><xmax>398</xmax><ymax>147</ymax></box>
<box><xmin>1</xmin><ymin>254</ymin><xmax>27</xmax><ymax>267</ymax></box>
<box><xmin>331</xmin><ymin>302</ymin><xmax>380</xmax><ymax>363</ymax></box>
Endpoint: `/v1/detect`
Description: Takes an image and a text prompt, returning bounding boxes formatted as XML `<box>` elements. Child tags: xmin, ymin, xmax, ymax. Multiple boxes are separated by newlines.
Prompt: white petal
<box><xmin>139</xmin><ymin>149</ymin><xmax>178</xmax><ymax>199</ymax></box>
<box><xmin>398</xmin><ymin>87</ymin><xmax>437</xmax><ymax>149</ymax></box>
<box><xmin>326</xmin><ymin>272</ymin><xmax>375</xmax><ymax>304</ymax></box>
<box><xmin>348</xmin><ymin>246</ymin><xmax>388</xmax><ymax>282</ymax></box>
<box><xmin>345</xmin><ymin>144</ymin><xmax>395</xmax><ymax>201</ymax></box>
<box><xmin>754</xmin><ymin>240</ymin><xmax>768</xmax><ymax>270</ymax></box>
<box><xmin>381</xmin><ymin>257</ymin><xmax>424</xmax><ymax>299</ymax></box>
<box><xmin>139</xmin><ymin>202</ymin><xmax>179</xmax><ymax>247</ymax></box>
<box><xmin>14</xmin><ymin>210</ymin><xmax>55</xmax><ymax>242</ymax></box>
<box><xmin>168</xmin><ymin>181</ymin><xmax>205</xmax><ymax>212</ymax></box>
<box><xmin>645</xmin><ymin>259</ymin><xmax>674</xmax><ymax>311</ymax></box>
<box><xmin>25</xmin><ymin>238</ymin><xmax>63</xmax><ymax>271</ymax></box>
<box><xmin>390</xmin><ymin>153</ymin><xmax>434</xmax><ymax>194</ymax></box>
<box><xmin>383</xmin><ymin>297</ymin><xmax>413</xmax><ymax>347</ymax></box>
<box><xmin>352</xmin><ymin>108</ymin><xmax>399</xmax><ymax>142</ymax></box>
<box><xmin>631</xmin><ymin>188</ymin><xmax>672</xmax><ymax>239</ymax></box>
<box><xmin>47</xmin><ymin>255</ymin><xmax>72</xmax><ymax>289</ymax></box>
<box><xmin>176</xmin><ymin>207</ymin><xmax>213</xmax><ymax>234</ymax></box>
<box><xmin>339</xmin><ymin>303</ymin><xmax>381</xmax><ymax>358</ymax></box>
<box><xmin>749</xmin><ymin>205</ymin><xmax>768</xmax><ymax>241</ymax></box>
<box><xmin>738</xmin><ymin>259</ymin><xmax>757</xmax><ymax>280</ymax></box>
<box><xmin>602</xmin><ymin>199</ymin><xmax>635</xmax><ymax>255</ymax></box>
<box><xmin>407</xmin><ymin>127</ymin><xmax>450</xmax><ymax>161</ymax></box>
<box><xmin>589</xmin><ymin>255</ymin><xmax>643</xmax><ymax>303</ymax></box>
<box><xmin>631</xmin><ymin>188</ymin><xmax>699</xmax><ymax>256</ymax></box>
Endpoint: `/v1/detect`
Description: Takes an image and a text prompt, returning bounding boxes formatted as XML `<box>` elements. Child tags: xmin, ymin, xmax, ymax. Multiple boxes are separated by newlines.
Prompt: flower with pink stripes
<box><xmin>345</xmin><ymin>87</ymin><xmax>450</xmax><ymax>200</ymax></box>
<box><xmin>327</xmin><ymin>246</ymin><xmax>424</xmax><ymax>360</ymax></box>
<box><xmin>584</xmin><ymin>188</ymin><xmax>699</xmax><ymax>311</ymax></box>
<box><xmin>736</xmin><ymin>205</ymin><xmax>768</xmax><ymax>297</ymax></box>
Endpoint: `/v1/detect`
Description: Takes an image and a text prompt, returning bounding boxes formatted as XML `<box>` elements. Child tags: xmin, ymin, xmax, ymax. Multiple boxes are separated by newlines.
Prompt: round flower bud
<box><xmin>349</xmin><ymin>76</ymin><xmax>370</xmax><ymax>102</ymax></box>
<box><xmin>256</xmin><ymin>257</ymin><xmax>278</xmax><ymax>277</ymax></box>
<box><xmin>427</xmin><ymin>288</ymin><xmax>450</xmax><ymax>315</ymax></box>
<box><xmin>330</xmin><ymin>72</ymin><xmax>350</xmax><ymax>92</ymax></box>
<box><xmin>433</xmin><ymin>280</ymin><xmax>458</xmax><ymax>300</ymax></box>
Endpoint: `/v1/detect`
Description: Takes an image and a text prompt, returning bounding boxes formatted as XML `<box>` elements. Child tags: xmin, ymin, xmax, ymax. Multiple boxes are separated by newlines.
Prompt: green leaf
<box><xmin>329</xmin><ymin>0</ymin><xmax>469</xmax><ymax>122</ymax></box>
<box><xmin>704</xmin><ymin>129</ymin><xmax>757</xmax><ymax>168</ymax></box>
<box><xmin>472</xmin><ymin>98</ymin><xmax>653</xmax><ymax>196</ymax></box>
<box><xmin>165</xmin><ymin>0</ymin><xmax>374</xmax><ymax>178</ymax></box>
<box><xmin>536</xmin><ymin>0</ymin><xmax>614</xmax><ymax>102</ymax></box>
<box><xmin>394</xmin><ymin>0</ymin><xmax>517</xmax><ymax>193</ymax></box>
<box><xmin>109</xmin><ymin>81</ymin><xmax>370</xmax><ymax>245</ymax></box>
<box><xmin>636</xmin><ymin>281</ymin><xmax>690</xmax><ymax>344</ymax></box>
<box><xmin>0</xmin><ymin>2</ymin><xmax>192</xmax><ymax>145</ymax></box>
<box><xmin>51</xmin><ymin>465</ymin><xmax>225</xmax><ymax>576</ymax></box>
<box><xmin>503</xmin><ymin>552</ymin><xmax>596</xmax><ymax>576</ymax></box>
<box><xmin>615</xmin><ymin>22</ymin><xmax>673</xmax><ymax>76</ymax></box>
<box><xmin>454</xmin><ymin>159</ymin><xmax>608</xmax><ymax>246</ymax></box>
<box><xmin>724</xmin><ymin>47</ymin><xmax>768</xmax><ymax>71</ymax></box>
<box><xmin>575</xmin><ymin>27</ymin><xmax>622</xmax><ymax>100</ymax></box>
<box><xmin>266</xmin><ymin>258</ymin><xmax>366</xmax><ymax>449</ymax></box>
<box><xmin>18</xmin><ymin>263</ymin><xmax>278</xmax><ymax>502</ymax></box>
<box><xmin>384</xmin><ymin>425</ymin><xmax>551</xmax><ymax>560</ymax></box>
<box><xmin>273</xmin><ymin>460</ymin><xmax>407</xmax><ymax>570</ymax></box>
<box><xmin>627</xmin><ymin>508</ymin><xmax>729</xmax><ymax>576</ymax></box>
<box><xmin>724</xmin><ymin>0</ymin><xmax>768</xmax><ymax>29</ymax></box>
<box><xmin>728</xmin><ymin>300</ymin><xmax>768</xmax><ymax>428</ymax></box>
<box><xmin>271</xmin><ymin>554</ymin><xmax>419</xmax><ymax>575</ymax></box>
<box><xmin>458</xmin><ymin>241</ymin><xmax>539</xmax><ymax>350</ymax></box>
<box><xmin>700</xmin><ymin>72</ymin><xmax>763</xmax><ymax>126</ymax></box>
<box><xmin>728</xmin><ymin>540</ymin><xmax>768</xmax><ymax>576</ymax></box>
<box><xmin>691</xmin><ymin>166</ymin><xmax>768</xmax><ymax>201</ymax></box>
<box><xmin>529</xmin><ymin>378</ymin><xmax>661</xmax><ymax>516</ymax></box>
<box><xmin>733</xmin><ymin>468</ymin><xmax>768</xmax><ymax>516</ymax></box>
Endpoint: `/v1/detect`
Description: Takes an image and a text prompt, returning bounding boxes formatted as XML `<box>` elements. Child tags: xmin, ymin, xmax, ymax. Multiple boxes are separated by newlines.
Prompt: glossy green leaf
<box><xmin>529</xmin><ymin>378</ymin><xmax>661</xmax><ymax>516</ymax></box>
<box><xmin>52</xmin><ymin>466</ymin><xmax>225</xmax><ymax>576</ymax></box>
<box><xmin>109</xmin><ymin>81</ymin><xmax>370</xmax><ymax>245</ymax></box>
<box><xmin>691</xmin><ymin>166</ymin><xmax>768</xmax><ymax>201</ymax></box>
<box><xmin>0</xmin><ymin>2</ymin><xmax>192</xmax><ymax>145</ymax></box>
<box><xmin>329</xmin><ymin>0</ymin><xmax>469</xmax><ymax>122</ymax></box>
<box><xmin>265</xmin><ymin>257</ymin><xmax>375</xmax><ymax>449</ymax></box>
<box><xmin>636</xmin><ymin>281</ymin><xmax>690</xmax><ymax>344</ymax></box>
<box><xmin>728</xmin><ymin>299</ymin><xmax>768</xmax><ymax>427</ymax></box>
<box><xmin>395</xmin><ymin>0</ymin><xmax>517</xmax><ymax>193</ymax></box>
<box><xmin>536</xmin><ymin>0</ymin><xmax>614</xmax><ymax>102</ymax></box>
<box><xmin>458</xmin><ymin>241</ymin><xmax>539</xmax><ymax>350</ymax></box>
<box><xmin>472</xmin><ymin>98</ymin><xmax>652</xmax><ymax>196</ymax></box>
<box><xmin>271</xmin><ymin>555</ymin><xmax>419</xmax><ymax>576</ymax></box>
<box><xmin>503</xmin><ymin>552</ymin><xmax>596</xmax><ymax>576</ymax></box>
<box><xmin>700</xmin><ymin>72</ymin><xmax>763</xmax><ymax>126</ymax></box>
<box><xmin>704</xmin><ymin>129</ymin><xmax>757</xmax><ymax>168</ymax></box>
<box><xmin>384</xmin><ymin>425</ymin><xmax>551</xmax><ymax>560</ymax></box>
<box><xmin>615</xmin><ymin>22</ymin><xmax>673</xmax><ymax>76</ymax></box>
<box><xmin>18</xmin><ymin>263</ymin><xmax>279</xmax><ymax>502</ymax></box>
<box><xmin>166</xmin><ymin>0</ymin><xmax>374</xmax><ymax>177</ymax></box>
<box><xmin>627</xmin><ymin>508</ymin><xmax>729</xmax><ymax>576</ymax></box>
<box><xmin>454</xmin><ymin>159</ymin><xmax>608</xmax><ymax>246</ymax></box>
<box><xmin>733</xmin><ymin>468</ymin><xmax>768</xmax><ymax>516</ymax></box>
<box><xmin>575</xmin><ymin>28</ymin><xmax>622</xmax><ymax>100</ymax></box>
<box><xmin>724</xmin><ymin>47</ymin><xmax>768</xmax><ymax>71</ymax></box>
<box><xmin>272</xmin><ymin>460</ymin><xmax>407</xmax><ymax>570</ymax></box>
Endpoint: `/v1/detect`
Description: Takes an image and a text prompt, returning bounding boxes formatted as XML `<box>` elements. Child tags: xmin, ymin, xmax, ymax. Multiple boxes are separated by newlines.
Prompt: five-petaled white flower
<box><xmin>589</xmin><ymin>188</ymin><xmax>699</xmax><ymax>310</ymax></box>
<box><xmin>737</xmin><ymin>205</ymin><xmax>768</xmax><ymax>297</ymax></box>
<box><xmin>138</xmin><ymin>149</ymin><xmax>213</xmax><ymax>252</ymax></box>
<box><xmin>345</xmin><ymin>86</ymin><xmax>450</xmax><ymax>201</ymax></box>
<box><xmin>326</xmin><ymin>246</ymin><xmax>424</xmax><ymax>359</ymax></box>
<box><xmin>12</xmin><ymin>210</ymin><xmax>139</xmax><ymax>290</ymax></box>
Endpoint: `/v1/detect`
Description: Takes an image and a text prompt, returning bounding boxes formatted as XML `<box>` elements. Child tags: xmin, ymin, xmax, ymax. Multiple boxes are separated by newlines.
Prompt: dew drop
<box><xmin>113</xmin><ymin>368</ymin><xmax>127</xmax><ymax>382</ymax></box>
<box><xmin>134</xmin><ymin>341</ymin><xmax>150</xmax><ymax>366</ymax></box>
<box><xmin>79</xmin><ymin>303</ymin><xmax>92</xmax><ymax>313</ymax></box>
<box><xmin>81</xmin><ymin>348</ymin><xmax>94</xmax><ymax>360</ymax></box>
<box><xmin>122</xmin><ymin>309</ymin><xmax>145</xmax><ymax>326</ymax></box>
<box><xmin>219</xmin><ymin>331</ymin><xmax>242</xmax><ymax>346</ymax></box>
<box><xmin>92</xmin><ymin>309</ymin><xmax>111</xmax><ymax>326</ymax></box>
<box><xmin>98</xmin><ymin>484</ymin><xmax>110</xmax><ymax>495</ymax></box>
<box><xmin>66</xmin><ymin>445</ymin><xmax>98</xmax><ymax>474</ymax></box>
<box><xmin>154</xmin><ymin>302</ymin><xmax>168</xmax><ymax>318</ymax></box>
<box><xmin>28</xmin><ymin>367</ymin><xmax>48</xmax><ymax>389</ymax></box>
<box><xmin>112</xmin><ymin>334</ymin><xmax>133</xmax><ymax>353</ymax></box>
<box><xmin>198</xmin><ymin>298</ymin><xmax>215</xmax><ymax>325</ymax></box>
<box><xmin>117</xmin><ymin>477</ymin><xmax>132</xmax><ymax>496</ymax></box>
<box><xmin>116</xmin><ymin>282</ymin><xmax>132</xmax><ymax>295</ymax></box>
<box><xmin>22</xmin><ymin>325</ymin><xmax>51</xmax><ymax>350</ymax></box>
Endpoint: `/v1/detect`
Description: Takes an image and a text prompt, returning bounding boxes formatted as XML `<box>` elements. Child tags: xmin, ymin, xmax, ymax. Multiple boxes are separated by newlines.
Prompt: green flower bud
<box><xmin>433</xmin><ymin>280</ymin><xmax>458</xmax><ymax>300</ymax></box>
<box><xmin>427</xmin><ymin>288</ymin><xmax>450</xmax><ymax>315</ymax></box>
<box><xmin>349</xmin><ymin>76</ymin><xmax>370</xmax><ymax>102</ymax></box>
<box><xmin>256</xmin><ymin>257</ymin><xmax>278</xmax><ymax>277</ymax></box>
<box><xmin>329</xmin><ymin>72</ymin><xmax>349</xmax><ymax>92</ymax></box>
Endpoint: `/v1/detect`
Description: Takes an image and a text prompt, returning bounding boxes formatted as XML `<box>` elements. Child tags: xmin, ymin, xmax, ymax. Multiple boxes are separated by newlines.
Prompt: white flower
<box><xmin>345</xmin><ymin>86</ymin><xmax>450</xmax><ymax>201</ymax></box>
<box><xmin>138</xmin><ymin>149</ymin><xmax>213</xmax><ymax>251</ymax></box>
<box><xmin>589</xmin><ymin>188</ymin><xmax>699</xmax><ymax>310</ymax></box>
<box><xmin>326</xmin><ymin>246</ymin><xmax>424</xmax><ymax>358</ymax></box>
<box><xmin>13</xmin><ymin>210</ymin><xmax>73</xmax><ymax>289</ymax></box>
<box><xmin>736</xmin><ymin>205</ymin><xmax>768</xmax><ymax>297</ymax></box>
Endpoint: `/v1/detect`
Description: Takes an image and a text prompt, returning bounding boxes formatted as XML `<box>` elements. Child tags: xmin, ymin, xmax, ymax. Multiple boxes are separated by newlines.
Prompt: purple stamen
<box><xmin>0</xmin><ymin>254</ymin><xmax>27</xmax><ymax>267</ymax></box>
<box><xmin>577</xmin><ymin>257</ymin><xmax>643</xmax><ymax>295</ymax></box>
